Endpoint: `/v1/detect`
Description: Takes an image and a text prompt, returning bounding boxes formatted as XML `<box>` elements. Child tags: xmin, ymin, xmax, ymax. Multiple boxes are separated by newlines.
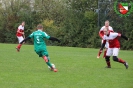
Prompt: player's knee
<box><xmin>105</xmin><ymin>56</ymin><xmax>110</xmax><ymax>62</ymax></box>
<box><xmin>43</xmin><ymin>56</ymin><xmax>48</xmax><ymax>62</ymax></box>
<box><xmin>113</xmin><ymin>56</ymin><xmax>118</xmax><ymax>61</ymax></box>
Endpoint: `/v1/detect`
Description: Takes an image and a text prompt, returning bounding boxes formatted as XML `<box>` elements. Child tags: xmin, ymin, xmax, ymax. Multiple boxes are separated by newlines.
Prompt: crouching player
<box><xmin>98</xmin><ymin>27</ymin><xmax>129</xmax><ymax>69</ymax></box>
<box><xmin>16</xmin><ymin>24</ymin><xmax>60</xmax><ymax>72</ymax></box>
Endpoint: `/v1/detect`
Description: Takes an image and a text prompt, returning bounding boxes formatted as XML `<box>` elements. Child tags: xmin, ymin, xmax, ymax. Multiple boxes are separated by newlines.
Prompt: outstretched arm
<box><xmin>49</xmin><ymin>36</ymin><xmax>60</xmax><ymax>43</ymax></box>
<box><xmin>117</xmin><ymin>33</ymin><xmax>129</xmax><ymax>40</ymax></box>
<box><xmin>20</xmin><ymin>37</ymin><xmax>31</xmax><ymax>44</ymax></box>
<box><xmin>121</xmin><ymin>34</ymin><xmax>128</xmax><ymax>40</ymax></box>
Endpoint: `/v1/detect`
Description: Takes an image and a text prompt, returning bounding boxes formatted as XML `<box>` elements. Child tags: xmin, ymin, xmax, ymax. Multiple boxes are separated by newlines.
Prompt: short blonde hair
<box><xmin>37</xmin><ymin>24</ymin><xmax>43</xmax><ymax>29</ymax></box>
<box><xmin>105</xmin><ymin>20</ymin><xmax>109</xmax><ymax>23</ymax></box>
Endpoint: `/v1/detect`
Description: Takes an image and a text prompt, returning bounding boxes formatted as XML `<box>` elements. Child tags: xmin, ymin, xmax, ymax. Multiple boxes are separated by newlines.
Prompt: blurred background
<box><xmin>0</xmin><ymin>0</ymin><xmax>132</xmax><ymax>50</ymax></box>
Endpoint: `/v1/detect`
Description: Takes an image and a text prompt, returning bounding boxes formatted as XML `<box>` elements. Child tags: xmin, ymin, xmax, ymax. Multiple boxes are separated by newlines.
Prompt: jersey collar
<box><xmin>37</xmin><ymin>29</ymin><xmax>42</xmax><ymax>32</ymax></box>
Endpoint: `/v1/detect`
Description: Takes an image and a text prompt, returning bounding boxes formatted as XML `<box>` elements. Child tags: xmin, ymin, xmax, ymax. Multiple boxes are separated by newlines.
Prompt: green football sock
<box><xmin>46</xmin><ymin>61</ymin><xmax>52</xmax><ymax>68</ymax></box>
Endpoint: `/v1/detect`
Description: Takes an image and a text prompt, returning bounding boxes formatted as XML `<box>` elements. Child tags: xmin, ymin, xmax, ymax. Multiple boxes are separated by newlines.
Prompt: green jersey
<box><xmin>29</xmin><ymin>30</ymin><xmax>50</xmax><ymax>53</ymax></box>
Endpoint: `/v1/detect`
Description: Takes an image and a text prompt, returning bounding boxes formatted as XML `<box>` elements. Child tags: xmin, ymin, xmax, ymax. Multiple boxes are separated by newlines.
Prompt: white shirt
<box><xmin>100</xmin><ymin>26</ymin><xmax>113</xmax><ymax>31</ymax></box>
<box><xmin>18</xmin><ymin>25</ymin><xmax>24</xmax><ymax>31</ymax></box>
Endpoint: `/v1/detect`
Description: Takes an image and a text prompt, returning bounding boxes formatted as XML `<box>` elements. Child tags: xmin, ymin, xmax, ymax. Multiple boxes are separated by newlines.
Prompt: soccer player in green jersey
<box><xmin>16</xmin><ymin>24</ymin><xmax>60</xmax><ymax>72</ymax></box>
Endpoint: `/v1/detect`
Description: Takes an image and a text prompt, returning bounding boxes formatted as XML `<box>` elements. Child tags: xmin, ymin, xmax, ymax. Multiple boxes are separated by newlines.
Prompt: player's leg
<box><xmin>103</xmin><ymin>48</ymin><xmax>107</xmax><ymax>58</ymax></box>
<box><xmin>41</xmin><ymin>50</ymin><xmax>57</xmax><ymax>72</ymax></box>
<box><xmin>16</xmin><ymin>36</ymin><xmax>24</xmax><ymax>51</ymax></box>
<box><xmin>42</xmin><ymin>56</ymin><xmax>52</xmax><ymax>67</ymax></box>
<box><xmin>17</xmin><ymin>36</ymin><xmax>24</xmax><ymax>43</ymax></box>
<box><xmin>42</xmin><ymin>56</ymin><xmax>57</xmax><ymax>72</ymax></box>
<box><xmin>105</xmin><ymin>56</ymin><xmax>111</xmax><ymax>68</ymax></box>
<box><xmin>103</xmin><ymin>41</ymin><xmax>109</xmax><ymax>58</ymax></box>
<box><xmin>97</xmin><ymin>40</ymin><xmax>103</xmax><ymax>58</ymax></box>
<box><xmin>112</xmin><ymin>48</ymin><xmax>128</xmax><ymax>69</ymax></box>
<box><xmin>105</xmin><ymin>48</ymin><xmax>113</xmax><ymax>68</ymax></box>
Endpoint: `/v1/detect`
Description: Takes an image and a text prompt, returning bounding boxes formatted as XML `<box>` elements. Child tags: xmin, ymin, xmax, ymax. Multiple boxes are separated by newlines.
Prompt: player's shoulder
<box><xmin>43</xmin><ymin>31</ymin><xmax>49</xmax><ymax>36</ymax></box>
<box><xmin>108</xmin><ymin>26</ymin><xmax>113</xmax><ymax>29</ymax></box>
<box><xmin>108</xmin><ymin>26</ymin><xmax>113</xmax><ymax>28</ymax></box>
<box><xmin>18</xmin><ymin>25</ymin><xmax>23</xmax><ymax>27</ymax></box>
<box><xmin>18</xmin><ymin>25</ymin><xmax>24</xmax><ymax>29</ymax></box>
<box><xmin>30</xmin><ymin>31</ymin><xmax>35</xmax><ymax>35</ymax></box>
<box><xmin>32</xmin><ymin>30</ymin><xmax>40</xmax><ymax>34</ymax></box>
<box><xmin>101</xmin><ymin>26</ymin><xmax>105</xmax><ymax>28</ymax></box>
<box><xmin>18</xmin><ymin>25</ymin><xmax>21</xmax><ymax>28</ymax></box>
<box><xmin>100</xmin><ymin>26</ymin><xmax>105</xmax><ymax>30</ymax></box>
<box><xmin>43</xmin><ymin>31</ymin><xmax>47</xmax><ymax>34</ymax></box>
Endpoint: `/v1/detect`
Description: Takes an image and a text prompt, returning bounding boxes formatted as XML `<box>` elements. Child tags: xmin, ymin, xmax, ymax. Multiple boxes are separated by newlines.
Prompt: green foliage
<box><xmin>0</xmin><ymin>0</ymin><xmax>34</xmax><ymax>43</ymax></box>
<box><xmin>0</xmin><ymin>0</ymin><xmax>132</xmax><ymax>49</ymax></box>
<box><xmin>57</xmin><ymin>0</ymin><xmax>98</xmax><ymax>48</ymax></box>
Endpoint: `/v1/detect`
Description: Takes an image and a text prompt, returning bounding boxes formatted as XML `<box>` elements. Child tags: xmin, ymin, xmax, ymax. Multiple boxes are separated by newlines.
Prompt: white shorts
<box><xmin>17</xmin><ymin>36</ymin><xmax>24</xmax><ymax>43</ymax></box>
<box><xmin>106</xmin><ymin>48</ymin><xmax>120</xmax><ymax>56</ymax></box>
<box><xmin>101</xmin><ymin>40</ymin><xmax>109</xmax><ymax>48</ymax></box>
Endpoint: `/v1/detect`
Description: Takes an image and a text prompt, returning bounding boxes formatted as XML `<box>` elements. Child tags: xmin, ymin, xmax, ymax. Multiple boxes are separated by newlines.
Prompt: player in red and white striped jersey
<box><xmin>16</xmin><ymin>21</ymin><xmax>25</xmax><ymax>43</ymax></box>
<box><xmin>97</xmin><ymin>20</ymin><xmax>114</xmax><ymax>58</ymax></box>
<box><xmin>99</xmin><ymin>27</ymin><xmax>128</xmax><ymax>69</ymax></box>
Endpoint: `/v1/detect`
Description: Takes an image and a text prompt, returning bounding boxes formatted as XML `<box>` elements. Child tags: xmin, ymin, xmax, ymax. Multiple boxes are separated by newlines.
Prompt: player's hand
<box><xmin>16</xmin><ymin>44</ymin><xmax>22</xmax><ymax>52</ymax></box>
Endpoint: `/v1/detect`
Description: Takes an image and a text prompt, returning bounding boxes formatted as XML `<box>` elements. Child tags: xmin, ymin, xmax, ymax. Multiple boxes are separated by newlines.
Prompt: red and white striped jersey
<box><xmin>99</xmin><ymin>26</ymin><xmax>113</xmax><ymax>39</ymax></box>
<box><xmin>16</xmin><ymin>25</ymin><xmax>24</xmax><ymax>36</ymax></box>
<box><xmin>103</xmin><ymin>32</ymin><xmax>121</xmax><ymax>48</ymax></box>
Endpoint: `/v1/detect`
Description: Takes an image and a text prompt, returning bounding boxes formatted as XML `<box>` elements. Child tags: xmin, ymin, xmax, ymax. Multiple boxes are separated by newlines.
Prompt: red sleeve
<box><xmin>99</xmin><ymin>31</ymin><xmax>104</xmax><ymax>39</ymax></box>
<box><xmin>17</xmin><ymin>29</ymin><xmax>23</xmax><ymax>32</ymax></box>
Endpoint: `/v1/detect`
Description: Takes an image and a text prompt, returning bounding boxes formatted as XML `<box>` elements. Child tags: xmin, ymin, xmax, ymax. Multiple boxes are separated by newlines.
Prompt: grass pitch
<box><xmin>0</xmin><ymin>43</ymin><xmax>133</xmax><ymax>88</ymax></box>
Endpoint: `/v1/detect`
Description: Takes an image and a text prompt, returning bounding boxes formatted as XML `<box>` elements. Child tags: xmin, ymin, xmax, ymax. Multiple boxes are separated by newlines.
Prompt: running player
<box><xmin>97</xmin><ymin>20</ymin><xmax>114</xmax><ymax>58</ymax></box>
<box><xmin>16</xmin><ymin>24</ymin><xmax>60</xmax><ymax>72</ymax></box>
<box><xmin>16</xmin><ymin>21</ymin><xmax>25</xmax><ymax>43</ymax></box>
<box><xmin>99</xmin><ymin>27</ymin><xmax>128</xmax><ymax>69</ymax></box>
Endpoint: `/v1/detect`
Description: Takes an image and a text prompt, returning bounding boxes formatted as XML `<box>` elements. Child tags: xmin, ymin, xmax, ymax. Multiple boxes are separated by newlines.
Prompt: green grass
<box><xmin>0</xmin><ymin>43</ymin><xmax>133</xmax><ymax>88</ymax></box>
